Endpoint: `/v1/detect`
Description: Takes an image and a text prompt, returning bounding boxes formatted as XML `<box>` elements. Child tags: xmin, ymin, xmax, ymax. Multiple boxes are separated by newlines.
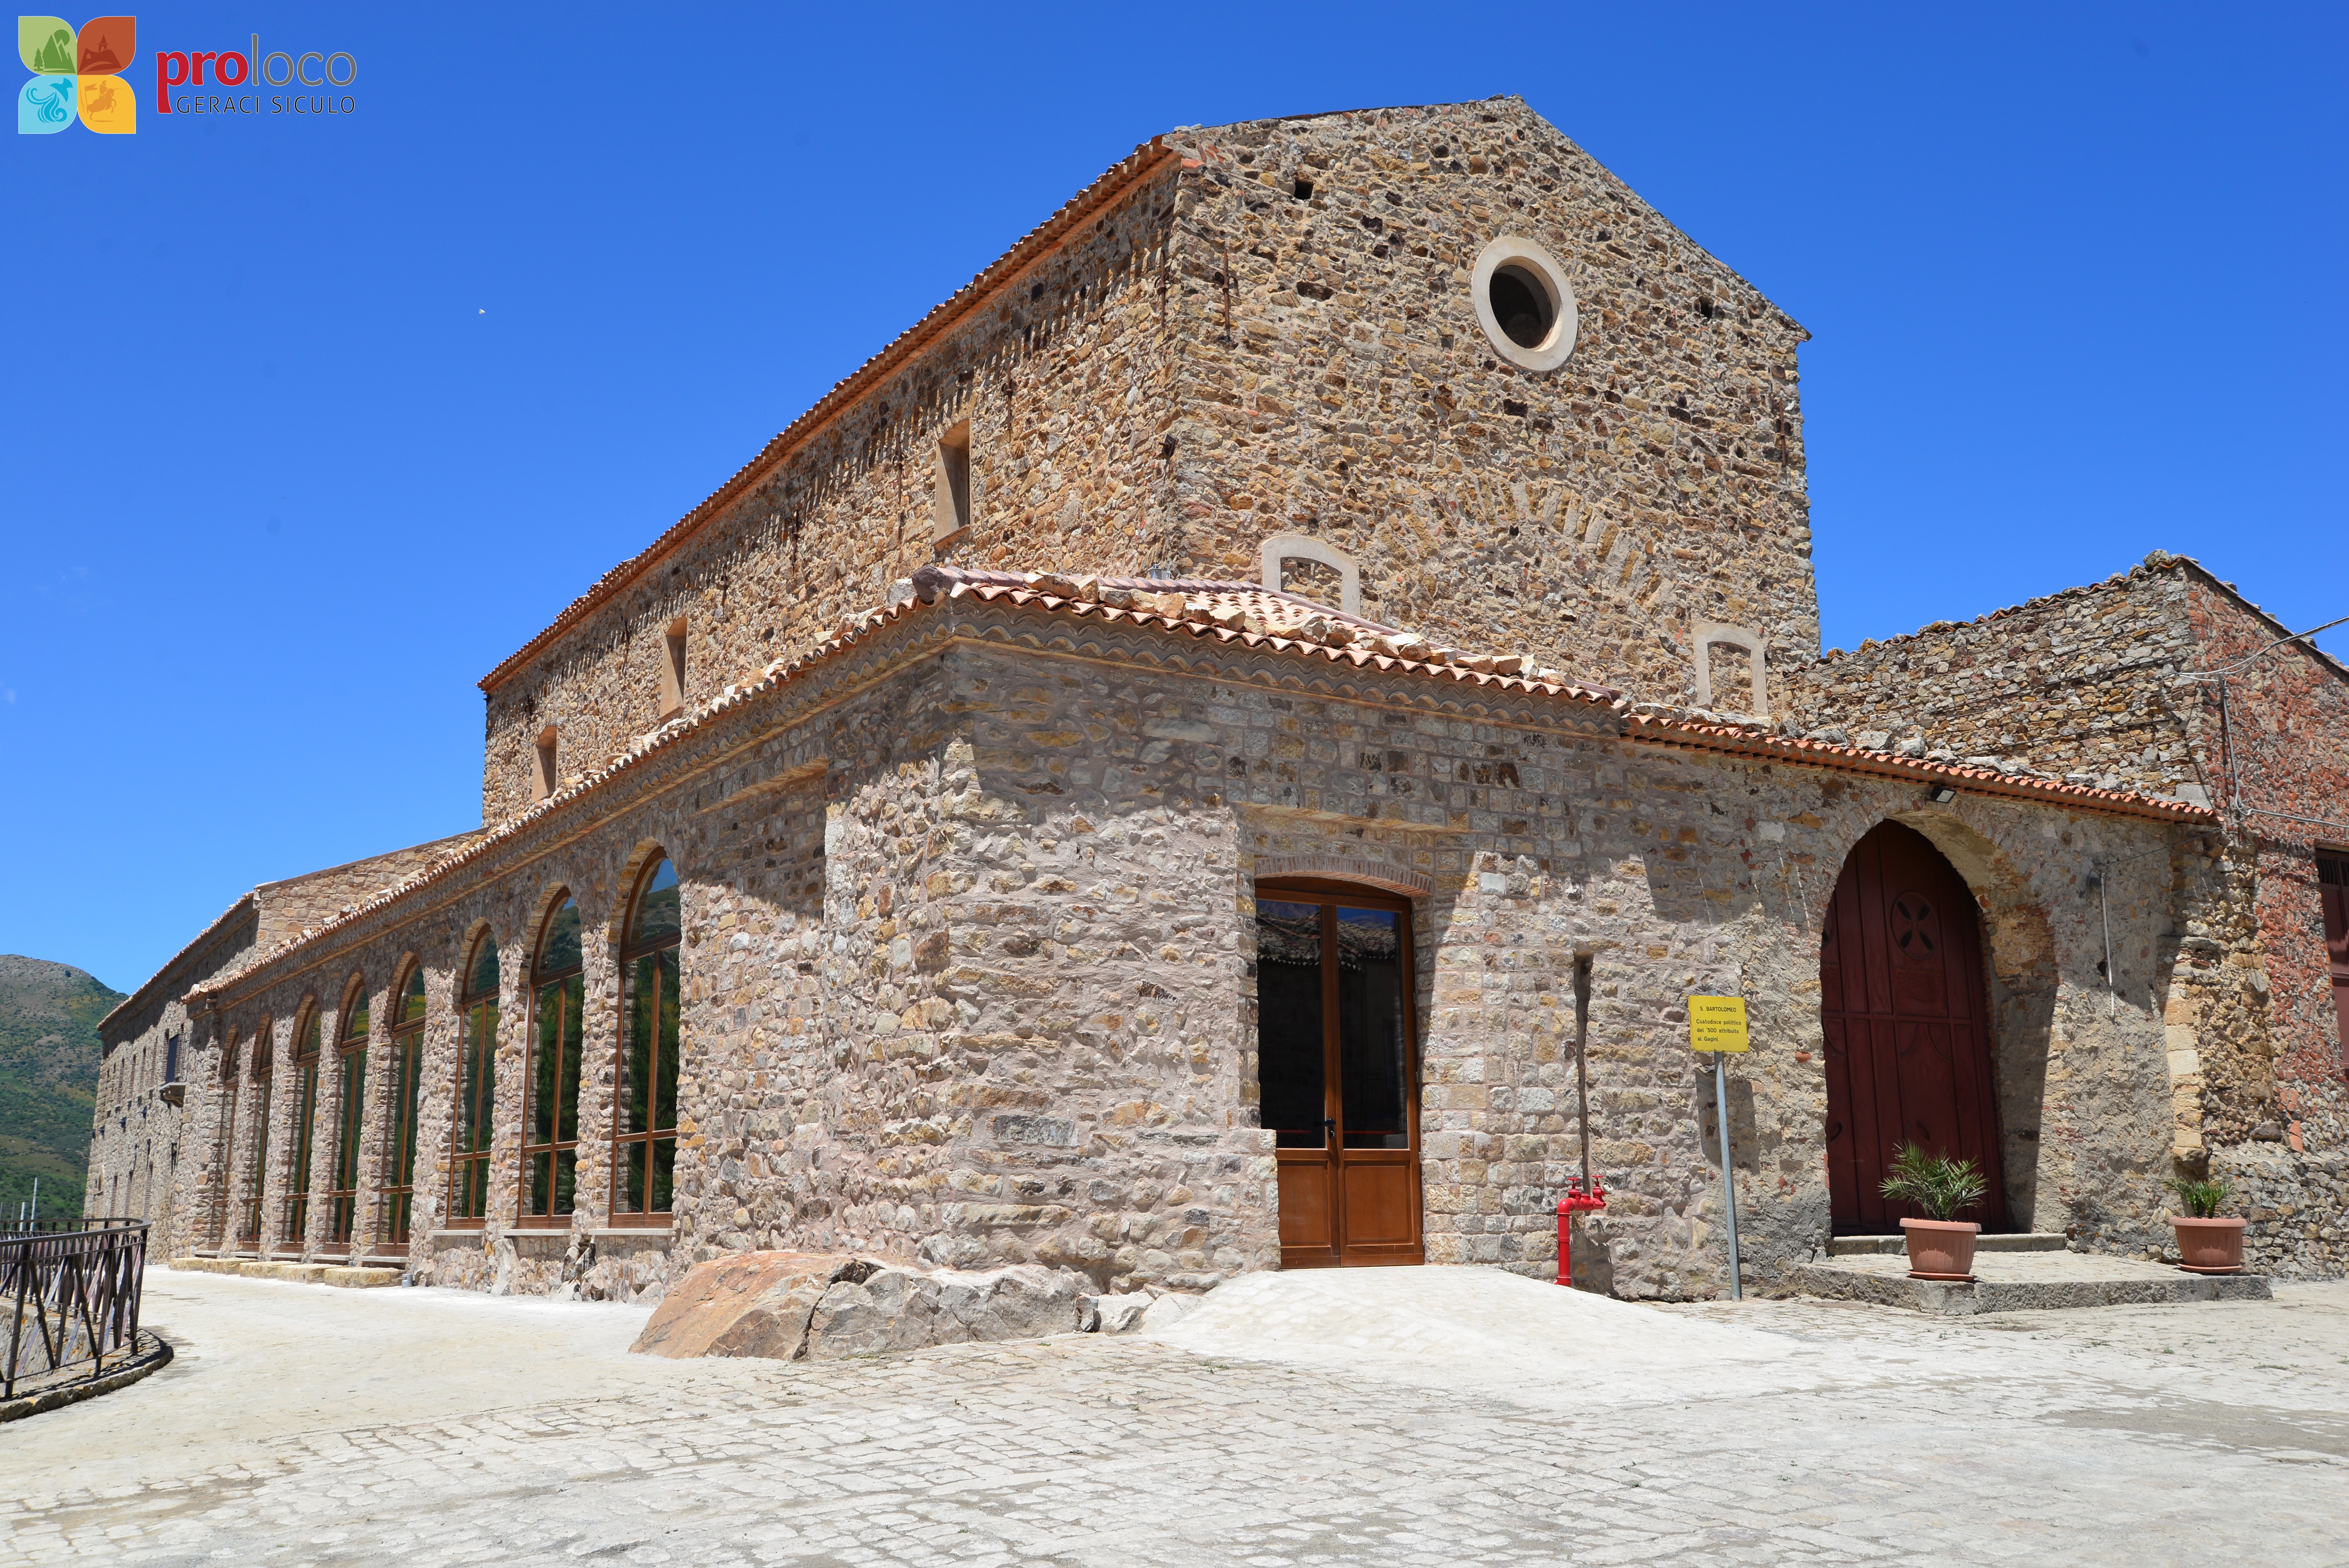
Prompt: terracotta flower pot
<box><xmin>1899</xmin><ymin>1217</ymin><xmax>1980</xmax><ymax>1281</ymax></box>
<box><xmin>2171</xmin><ymin>1215</ymin><xmax>2247</xmax><ymax>1274</ymax></box>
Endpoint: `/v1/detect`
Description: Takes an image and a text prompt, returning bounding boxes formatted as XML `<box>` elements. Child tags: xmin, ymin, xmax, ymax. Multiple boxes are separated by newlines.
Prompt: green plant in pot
<box><xmin>2165</xmin><ymin>1172</ymin><xmax>2246</xmax><ymax>1275</ymax></box>
<box><xmin>1880</xmin><ymin>1144</ymin><xmax>1988</xmax><ymax>1281</ymax></box>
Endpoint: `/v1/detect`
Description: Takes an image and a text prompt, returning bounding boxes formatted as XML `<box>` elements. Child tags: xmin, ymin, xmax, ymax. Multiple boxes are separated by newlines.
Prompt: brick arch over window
<box><xmin>1251</xmin><ymin>855</ymin><xmax>1431</xmax><ymax>898</ymax></box>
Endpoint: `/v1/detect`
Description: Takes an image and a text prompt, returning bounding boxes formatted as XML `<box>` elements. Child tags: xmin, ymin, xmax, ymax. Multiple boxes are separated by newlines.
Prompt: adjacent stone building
<box><xmin>90</xmin><ymin>97</ymin><xmax>2341</xmax><ymax>1297</ymax></box>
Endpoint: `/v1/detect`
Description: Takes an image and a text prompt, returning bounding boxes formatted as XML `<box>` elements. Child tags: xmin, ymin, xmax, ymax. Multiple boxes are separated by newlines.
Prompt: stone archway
<box><xmin>1821</xmin><ymin>821</ymin><xmax>2008</xmax><ymax>1233</ymax></box>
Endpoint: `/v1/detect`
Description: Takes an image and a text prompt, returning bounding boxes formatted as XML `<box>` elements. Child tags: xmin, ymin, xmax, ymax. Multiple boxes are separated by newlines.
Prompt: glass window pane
<box><xmin>469</xmin><ymin>937</ymin><xmax>500</xmax><ymax>1002</ymax></box>
<box><xmin>342</xmin><ymin>986</ymin><xmax>369</xmax><ymax>1043</ymax></box>
<box><xmin>629</xmin><ymin>859</ymin><xmax>680</xmax><ymax>947</ymax></box>
<box><xmin>538</xmin><ymin>898</ymin><xmax>581</xmax><ymax>977</ymax></box>
<box><xmin>651</xmin><ymin>1135</ymin><xmax>675</xmax><ymax>1213</ymax></box>
<box><xmin>400</xmin><ymin>967</ymin><xmax>427</xmax><ymax>1025</ymax></box>
<box><xmin>555</xmin><ymin>974</ymin><xmax>582</xmax><ymax>1143</ymax></box>
<box><xmin>618</xmin><ymin>1141</ymin><xmax>645</xmax><ymax>1215</ymax></box>
<box><xmin>1338</xmin><ymin>908</ymin><xmax>1410</xmax><ymax>1149</ymax></box>
<box><xmin>335</xmin><ymin>1048</ymin><xmax>365</xmax><ymax>1190</ymax></box>
<box><xmin>531</xmin><ymin>981</ymin><xmax>564</xmax><ymax>1146</ymax></box>
<box><xmin>621</xmin><ymin>952</ymin><xmax>658</xmax><ymax>1137</ymax></box>
<box><xmin>652</xmin><ymin>946</ymin><xmax>679</xmax><ymax>1134</ymax></box>
<box><xmin>1255</xmin><ymin>899</ymin><xmax>1327</xmax><ymax>1149</ymax></box>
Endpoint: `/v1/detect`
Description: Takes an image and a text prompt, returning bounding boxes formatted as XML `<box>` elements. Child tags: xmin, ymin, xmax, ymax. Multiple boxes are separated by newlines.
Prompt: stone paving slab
<box><xmin>1798</xmin><ymin>1249</ymin><xmax>2274</xmax><ymax>1314</ymax></box>
<box><xmin>6</xmin><ymin>1266</ymin><xmax>2347</xmax><ymax>1565</ymax></box>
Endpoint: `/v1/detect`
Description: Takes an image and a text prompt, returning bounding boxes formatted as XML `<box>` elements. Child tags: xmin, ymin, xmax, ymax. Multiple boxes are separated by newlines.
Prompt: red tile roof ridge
<box><xmin>196</xmin><ymin>570</ymin><xmax>2214</xmax><ymax>1005</ymax></box>
<box><xmin>476</xmin><ymin>138</ymin><xmax>1180</xmax><ymax>695</ymax></box>
<box><xmin>1625</xmin><ymin>712</ymin><xmax>2218</xmax><ymax>823</ymax></box>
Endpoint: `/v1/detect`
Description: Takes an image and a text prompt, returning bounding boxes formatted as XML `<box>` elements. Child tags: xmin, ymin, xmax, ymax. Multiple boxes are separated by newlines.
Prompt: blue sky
<box><xmin>6</xmin><ymin>3</ymin><xmax>2342</xmax><ymax>992</ymax></box>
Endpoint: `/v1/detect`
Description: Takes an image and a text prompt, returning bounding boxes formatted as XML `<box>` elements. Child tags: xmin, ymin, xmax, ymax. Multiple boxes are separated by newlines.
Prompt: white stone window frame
<box><xmin>1260</xmin><ymin>533</ymin><xmax>1362</xmax><ymax>615</ymax></box>
<box><xmin>1472</xmin><ymin>236</ymin><xmax>1579</xmax><ymax>373</ymax></box>
<box><xmin>1691</xmin><ymin>621</ymin><xmax>1768</xmax><ymax>717</ymax></box>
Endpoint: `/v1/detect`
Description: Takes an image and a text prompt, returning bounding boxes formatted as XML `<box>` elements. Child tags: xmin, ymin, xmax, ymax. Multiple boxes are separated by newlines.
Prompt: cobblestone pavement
<box><xmin>7</xmin><ymin>1267</ymin><xmax>2349</xmax><ymax>1566</ymax></box>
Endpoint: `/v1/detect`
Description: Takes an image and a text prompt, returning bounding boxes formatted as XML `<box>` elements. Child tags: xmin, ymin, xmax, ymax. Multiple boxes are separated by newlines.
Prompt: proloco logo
<box><xmin>17</xmin><ymin>14</ymin><xmax>135</xmax><ymax>134</ymax></box>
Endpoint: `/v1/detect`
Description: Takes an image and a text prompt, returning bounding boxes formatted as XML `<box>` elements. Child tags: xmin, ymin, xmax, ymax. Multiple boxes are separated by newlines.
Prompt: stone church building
<box><xmin>89</xmin><ymin>97</ymin><xmax>2346</xmax><ymax>1299</ymax></box>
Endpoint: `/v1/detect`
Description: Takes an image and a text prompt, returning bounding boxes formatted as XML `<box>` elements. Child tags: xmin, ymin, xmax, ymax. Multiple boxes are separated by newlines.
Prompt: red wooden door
<box><xmin>2318</xmin><ymin>853</ymin><xmax>2349</xmax><ymax>1074</ymax></box>
<box><xmin>1821</xmin><ymin>821</ymin><xmax>2008</xmax><ymax>1233</ymax></box>
<box><xmin>1255</xmin><ymin>882</ymin><xmax>1423</xmax><ymax>1267</ymax></box>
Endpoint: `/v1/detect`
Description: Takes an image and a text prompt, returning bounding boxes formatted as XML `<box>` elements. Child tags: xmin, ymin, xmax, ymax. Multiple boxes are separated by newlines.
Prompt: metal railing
<box><xmin>0</xmin><ymin>1217</ymin><xmax>143</xmax><ymax>1238</ymax></box>
<box><xmin>2</xmin><ymin>1221</ymin><xmax>150</xmax><ymax>1399</ymax></box>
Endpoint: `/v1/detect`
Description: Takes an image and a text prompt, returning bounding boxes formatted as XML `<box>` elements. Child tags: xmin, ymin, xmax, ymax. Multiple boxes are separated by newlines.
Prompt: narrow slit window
<box><xmin>933</xmin><ymin>420</ymin><xmax>971</xmax><ymax>543</ymax></box>
<box><xmin>521</xmin><ymin>896</ymin><xmax>583</xmax><ymax>1224</ymax></box>
<box><xmin>449</xmin><ymin>935</ymin><xmax>499</xmax><ymax>1226</ymax></box>
<box><xmin>660</xmin><ymin>617</ymin><xmax>687</xmax><ymax>720</ymax></box>
<box><xmin>534</xmin><ymin>726</ymin><xmax>559</xmax><ymax>802</ymax></box>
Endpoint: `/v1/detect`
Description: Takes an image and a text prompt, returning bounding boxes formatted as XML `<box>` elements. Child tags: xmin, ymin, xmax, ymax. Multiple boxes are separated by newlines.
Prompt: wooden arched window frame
<box><xmin>283</xmin><ymin>1004</ymin><xmax>323</xmax><ymax>1252</ymax></box>
<box><xmin>211</xmin><ymin>1028</ymin><xmax>241</xmax><ymax>1249</ymax></box>
<box><xmin>447</xmin><ymin>932</ymin><xmax>500</xmax><ymax>1226</ymax></box>
<box><xmin>613</xmin><ymin>855</ymin><xmax>681</xmax><ymax>1225</ymax></box>
<box><xmin>379</xmin><ymin>962</ymin><xmax>428</xmax><ymax>1247</ymax></box>
<box><xmin>520</xmin><ymin>894</ymin><xmax>584</xmax><ymax>1224</ymax></box>
<box><xmin>239</xmin><ymin>1017</ymin><xmax>272</xmax><ymax>1247</ymax></box>
<box><xmin>327</xmin><ymin>977</ymin><xmax>370</xmax><ymax>1245</ymax></box>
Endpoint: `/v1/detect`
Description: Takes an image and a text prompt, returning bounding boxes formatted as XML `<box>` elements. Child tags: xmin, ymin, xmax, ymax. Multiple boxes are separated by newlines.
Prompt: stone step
<box><xmin>1826</xmin><ymin>1232</ymin><xmax>2068</xmax><ymax>1256</ymax></box>
<box><xmin>170</xmin><ymin>1257</ymin><xmax>401</xmax><ymax>1289</ymax></box>
<box><xmin>1796</xmin><ymin>1252</ymin><xmax>2271</xmax><ymax>1315</ymax></box>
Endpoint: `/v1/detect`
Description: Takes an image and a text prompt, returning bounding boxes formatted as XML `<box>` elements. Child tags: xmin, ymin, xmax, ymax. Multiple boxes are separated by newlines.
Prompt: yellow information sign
<box><xmin>1689</xmin><ymin>996</ymin><xmax>1750</xmax><ymax>1053</ymax></box>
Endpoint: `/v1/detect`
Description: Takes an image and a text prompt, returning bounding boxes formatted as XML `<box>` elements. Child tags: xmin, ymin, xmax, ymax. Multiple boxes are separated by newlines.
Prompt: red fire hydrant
<box><xmin>1557</xmin><ymin>1177</ymin><xmax>1608</xmax><ymax>1287</ymax></box>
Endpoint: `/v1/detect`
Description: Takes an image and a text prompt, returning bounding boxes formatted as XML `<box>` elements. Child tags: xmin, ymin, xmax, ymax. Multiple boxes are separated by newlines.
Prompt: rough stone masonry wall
<box><xmin>2179</xmin><ymin>573</ymin><xmax>2349</xmax><ymax>1277</ymax></box>
<box><xmin>176</xmin><ymin>620</ymin><xmax>1281</xmax><ymax>1299</ymax></box>
<box><xmin>477</xmin><ymin>163</ymin><xmax>1189</xmax><ymax>824</ymax></box>
<box><xmin>87</xmin><ymin>832</ymin><xmax>484</xmax><ymax>1251</ymax></box>
<box><xmin>1779</xmin><ymin>553</ymin><xmax>2349</xmax><ymax>1278</ymax></box>
<box><xmin>1128</xmin><ymin>619</ymin><xmax>2186</xmax><ymax>1289</ymax></box>
<box><xmin>1160</xmin><ymin>98</ymin><xmax>1818</xmax><ymax>715</ymax></box>
<box><xmin>480</xmin><ymin>97</ymin><xmax>1820</xmax><ymax>827</ymax></box>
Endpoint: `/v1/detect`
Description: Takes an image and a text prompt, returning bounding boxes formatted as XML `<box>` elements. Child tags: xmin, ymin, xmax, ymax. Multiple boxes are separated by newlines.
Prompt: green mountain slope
<box><xmin>0</xmin><ymin>955</ymin><xmax>124</xmax><ymax>1223</ymax></box>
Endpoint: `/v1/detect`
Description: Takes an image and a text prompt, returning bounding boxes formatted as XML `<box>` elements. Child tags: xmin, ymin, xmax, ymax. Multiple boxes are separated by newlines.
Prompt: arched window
<box><xmin>212</xmin><ymin>1030</ymin><xmax>241</xmax><ymax>1249</ymax></box>
<box><xmin>521</xmin><ymin>895</ymin><xmax>583</xmax><ymax>1223</ymax></box>
<box><xmin>614</xmin><ymin>856</ymin><xmax>681</xmax><ymax>1223</ymax></box>
<box><xmin>380</xmin><ymin>965</ymin><xmax>427</xmax><ymax>1247</ymax></box>
<box><xmin>328</xmin><ymin>979</ymin><xmax>370</xmax><ymax>1245</ymax></box>
<box><xmin>448</xmin><ymin>934</ymin><xmax>499</xmax><ymax>1225</ymax></box>
<box><xmin>284</xmin><ymin>1006</ymin><xmax>323</xmax><ymax>1251</ymax></box>
<box><xmin>240</xmin><ymin>1019</ymin><xmax>272</xmax><ymax>1247</ymax></box>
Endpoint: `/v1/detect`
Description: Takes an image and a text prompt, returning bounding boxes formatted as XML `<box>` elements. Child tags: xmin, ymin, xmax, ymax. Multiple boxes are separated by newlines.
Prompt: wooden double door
<box><xmin>1255</xmin><ymin>881</ymin><xmax>1422</xmax><ymax>1267</ymax></box>
<box><xmin>1821</xmin><ymin>821</ymin><xmax>2009</xmax><ymax>1233</ymax></box>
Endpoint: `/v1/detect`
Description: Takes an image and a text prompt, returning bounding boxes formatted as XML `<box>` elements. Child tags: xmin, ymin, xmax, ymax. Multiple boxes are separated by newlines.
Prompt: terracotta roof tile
<box><xmin>191</xmin><ymin>567</ymin><xmax>2213</xmax><ymax>1005</ymax></box>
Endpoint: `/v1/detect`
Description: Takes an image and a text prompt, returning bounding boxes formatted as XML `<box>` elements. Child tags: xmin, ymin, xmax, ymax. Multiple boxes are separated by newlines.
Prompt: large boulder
<box><xmin>632</xmin><ymin>1253</ymin><xmax>1094</xmax><ymax>1361</ymax></box>
<box><xmin>630</xmin><ymin>1251</ymin><xmax>872</xmax><ymax>1360</ymax></box>
<box><xmin>802</xmin><ymin>1263</ymin><xmax>1087</xmax><ymax>1360</ymax></box>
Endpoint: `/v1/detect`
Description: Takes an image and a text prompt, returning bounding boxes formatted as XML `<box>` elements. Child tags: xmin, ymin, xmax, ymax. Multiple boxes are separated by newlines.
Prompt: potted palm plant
<box><xmin>2165</xmin><ymin>1174</ymin><xmax>2246</xmax><ymax>1274</ymax></box>
<box><xmin>1880</xmin><ymin>1143</ymin><xmax>1989</xmax><ymax>1281</ymax></box>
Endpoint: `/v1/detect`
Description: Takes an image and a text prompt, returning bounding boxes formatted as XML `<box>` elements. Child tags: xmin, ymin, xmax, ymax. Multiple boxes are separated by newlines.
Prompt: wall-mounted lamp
<box><xmin>1926</xmin><ymin>785</ymin><xmax>1957</xmax><ymax>804</ymax></box>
